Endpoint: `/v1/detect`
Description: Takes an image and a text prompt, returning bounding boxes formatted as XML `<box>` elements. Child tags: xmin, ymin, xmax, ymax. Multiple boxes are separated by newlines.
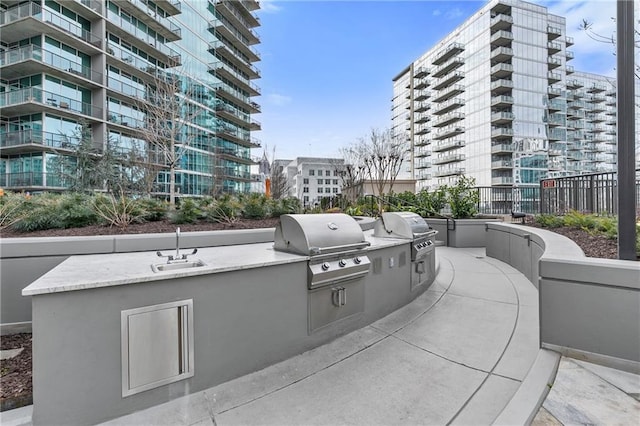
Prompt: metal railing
<box><xmin>476</xmin><ymin>186</ymin><xmax>540</xmax><ymax>215</ymax></box>
<box><xmin>540</xmin><ymin>170</ymin><xmax>640</xmax><ymax>215</ymax></box>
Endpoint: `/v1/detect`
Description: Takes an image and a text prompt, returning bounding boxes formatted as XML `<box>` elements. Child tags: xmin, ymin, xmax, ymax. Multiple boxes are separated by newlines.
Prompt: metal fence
<box><xmin>476</xmin><ymin>186</ymin><xmax>541</xmax><ymax>215</ymax></box>
<box><xmin>540</xmin><ymin>169</ymin><xmax>640</xmax><ymax>215</ymax></box>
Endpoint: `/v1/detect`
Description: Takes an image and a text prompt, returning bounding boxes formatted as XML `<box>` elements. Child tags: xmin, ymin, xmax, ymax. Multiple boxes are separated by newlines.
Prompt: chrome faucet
<box><xmin>156</xmin><ymin>227</ymin><xmax>198</xmax><ymax>263</ymax></box>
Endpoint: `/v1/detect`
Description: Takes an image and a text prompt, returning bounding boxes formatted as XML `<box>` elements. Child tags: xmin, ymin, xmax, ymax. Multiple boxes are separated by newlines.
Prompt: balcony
<box><xmin>566</xmin><ymin>65</ymin><xmax>574</xmax><ymax>74</ymax></box>
<box><xmin>1</xmin><ymin>3</ymin><xmax>102</xmax><ymax>53</ymax></box>
<box><xmin>491</xmin><ymin>111</ymin><xmax>514</xmax><ymax>124</ymax></box>
<box><xmin>491</xmin><ymin>30</ymin><xmax>513</xmax><ymax>46</ymax></box>
<box><xmin>547</xmin><ymin>87</ymin><xmax>562</xmax><ymax>98</ymax></box>
<box><xmin>568</xmin><ymin>100</ymin><xmax>587</xmax><ymax>110</ymax></box>
<box><xmin>547</xmin><ymin>113</ymin><xmax>565</xmax><ymax>127</ymax></box>
<box><xmin>432</xmin><ymin>154</ymin><xmax>465</xmax><ymax>165</ymax></box>
<box><xmin>433</xmin><ymin>112</ymin><xmax>465</xmax><ymax>127</ymax></box>
<box><xmin>0</xmin><ymin>87</ymin><xmax>102</xmax><ymax>120</ymax></box>
<box><xmin>432</xmin><ymin>71</ymin><xmax>464</xmax><ymax>91</ymax></box>
<box><xmin>432</xmin><ymin>139</ymin><xmax>465</xmax><ymax>152</ymax></box>
<box><xmin>567</xmin><ymin>79</ymin><xmax>584</xmax><ymax>89</ymax></box>
<box><xmin>547</xmin><ymin>41</ymin><xmax>562</xmax><ymax>54</ymax></box>
<box><xmin>434</xmin><ymin>167</ymin><xmax>465</xmax><ymax>177</ymax></box>
<box><xmin>491</xmin><ymin>95</ymin><xmax>514</xmax><ymax>107</ymax></box>
<box><xmin>566</xmin><ymin>50</ymin><xmax>574</xmax><ymax>60</ymax></box>
<box><xmin>209</xmin><ymin>61</ymin><xmax>260</xmax><ymax>96</ymax></box>
<box><xmin>588</xmin><ymin>114</ymin><xmax>607</xmax><ymax>123</ymax></box>
<box><xmin>433</xmin><ymin>97</ymin><xmax>464</xmax><ymax>115</ymax></box>
<box><xmin>432</xmin><ymin>42</ymin><xmax>464</xmax><ymax>66</ymax></box>
<box><xmin>414</xmin><ymin>77</ymin><xmax>429</xmax><ymax>90</ymax></box>
<box><xmin>547</xmin><ymin>71</ymin><xmax>562</xmax><ymax>84</ymax></box>
<box><xmin>0</xmin><ymin>44</ymin><xmax>102</xmax><ymax>87</ymax></box>
<box><xmin>547</xmin><ymin>56</ymin><xmax>562</xmax><ymax>70</ymax></box>
<box><xmin>491</xmin><ymin>160</ymin><xmax>513</xmax><ymax>169</ymax></box>
<box><xmin>208</xmin><ymin>17</ymin><xmax>260</xmax><ymax>63</ymax></box>
<box><xmin>214</xmin><ymin>85</ymin><xmax>256</xmax><ymax>115</ymax></box>
<box><xmin>547</xmin><ymin>25</ymin><xmax>562</xmax><ymax>40</ymax></box>
<box><xmin>414</xmin><ymin>66</ymin><xmax>430</xmax><ymax>78</ymax></box>
<box><xmin>588</xmin><ymin>94</ymin><xmax>606</xmax><ymax>103</ymax></box>
<box><xmin>491</xmin><ymin>127</ymin><xmax>513</xmax><ymax>138</ymax></box>
<box><xmin>156</xmin><ymin>0</ymin><xmax>181</xmax><ymax>15</ymax></box>
<box><xmin>432</xmin><ymin>57</ymin><xmax>464</xmax><ymax>78</ymax></box>
<box><xmin>490</xmin><ymin>63</ymin><xmax>513</xmax><ymax>79</ymax></box>
<box><xmin>215</xmin><ymin>102</ymin><xmax>252</xmax><ymax>127</ymax></box>
<box><xmin>414</xmin><ymin>112</ymin><xmax>431</xmax><ymax>123</ymax></box>
<box><xmin>490</xmin><ymin>46</ymin><xmax>513</xmax><ymax>62</ymax></box>
<box><xmin>492</xmin><ymin>176</ymin><xmax>514</xmax><ymax>185</ymax></box>
<box><xmin>414</xmin><ymin>101</ymin><xmax>430</xmax><ymax>113</ymax></box>
<box><xmin>434</xmin><ymin>125</ymin><xmax>465</xmax><ymax>140</ymax></box>
<box><xmin>117</xmin><ymin>0</ymin><xmax>182</xmax><ymax>41</ymax></box>
<box><xmin>0</xmin><ymin>129</ymin><xmax>81</xmax><ymax>155</ymax></box>
<box><xmin>414</xmin><ymin>137</ymin><xmax>430</xmax><ymax>147</ymax></box>
<box><xmin>547</xmin><ymin>99</ymin><xmax>565</xmax><ymax>112</ymax></box>
<box><xmin>432</xmin><ymin>84</ymin><xmax>465</xmax><ymax>103</ymax></box>
<box><xmin>415</xmin><ymin>159</ymin><xmax>431</xmax><ymax>169</ymax></box>
<box><xmin>490</xmin><ymin>79</ymin><xmax>513</xmax><ymax>94</ymax></box>
<box><xmin>490</xmin><ymin>14</ymin><xmax>513</xmax><ymax>31</ymax></box>
<box><xmin>414</xmin><ymin>146</ymin><xmax>431</xmax><ymax>157</ymax></box>
<box><xmin>415</xmin><ymin>124</ymin><xmax>431</xmax><ymax>135</ymax></box>
<box><xmin>214</xmin><ymin>0</ymin><xmax>261</xmax><ymax>30</ymax></box>
<box><xmin>414</xmin><ymin>90</ymin><xmax>431</xmax><ymax>101</ymax></box>
<box><xmin>548</xmin><ymin>128</ymin><xmax>566</xmax><ymax>141</ymax></box>
<box><xmin>566</xmin><ymin>36</ymin><xmax>574</xmax><ymax>46</ymax></box>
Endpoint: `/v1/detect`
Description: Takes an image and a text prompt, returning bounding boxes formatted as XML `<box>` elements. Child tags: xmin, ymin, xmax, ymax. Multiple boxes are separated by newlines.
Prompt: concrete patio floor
<box><xmin>2</xmin><ymin>247</ymin><xmax>638</xmax><ymax>425</ymax></box>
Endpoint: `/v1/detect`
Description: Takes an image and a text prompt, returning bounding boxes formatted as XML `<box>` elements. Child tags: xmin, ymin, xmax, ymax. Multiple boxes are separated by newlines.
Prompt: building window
<box><xmin>333</xmin><ymin>179</ymin><xmax>338</xmax><ymax>185</ymax></box>
<box><xmin>318</xmin><ymin>188</ymin><xmax>323</xmax><ymax>193</ymax></box>
<box><xmin>303</xmin><ymin>187</ymin><xmax>309</xmax><ymax>193</ymax></box>
<box><xmin>325</xmin><ymin>187</ymin><xmax>330</xmax><ymax>193</ymax></box>
<box><xmin>325</xmin><ymin>170</ymin><xmax>331</xmax><ymax>176</ymax></box>
<box><xmin>317</xmin><ymin>170</ymin><xmax>323</xmax><ymax>175</ymax></box>
<box><xmin>303</xmin><ymin>178</ymin><xmax>309</xmax><ymax>184</ymax></box>
<box><xmin>333</xmin><ymin>188</ymin><xmax>339</xmax><ymax>193</ymax></box>
<box><xmin>334</xmin><ymin>170</ymin><xmax>339</xmax><ymax>176</ymax></box>
<box><xmin>304</xmin><ymin>196</ymin><xmax>309</xmax><ymax>203</ymax></box>
<box><xmin>309</xmin><ymin>170</ymin><xmax>315</xmax><ymax>176</ymax></box>
<box><xmin>317</xmin><ymin>179</ymin><xmax>322</xmax><ymax>185</ymax></box>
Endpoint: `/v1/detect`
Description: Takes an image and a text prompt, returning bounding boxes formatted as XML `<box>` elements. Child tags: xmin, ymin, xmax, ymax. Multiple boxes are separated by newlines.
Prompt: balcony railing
<box><xmin>1</xmin><ymin>129</ymin><xmax>81</xmax><ymax>150</ymax></box>
<box><xmin>0</xmin><ymin>44</ymin><xmax>103</xmax><ymax>84</ymax></box>
<box><xmin>0</xmin><ymin>87</ymin><xmax>102</xmax><ymax>117</ymax></box>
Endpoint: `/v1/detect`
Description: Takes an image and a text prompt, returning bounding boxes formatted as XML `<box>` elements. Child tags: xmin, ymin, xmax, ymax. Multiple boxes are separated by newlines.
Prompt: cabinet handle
<box><xmin>332</xmin><ymin>287</ymin><xmax>341</xmax><ymax>307</ymax></box>
<box><xmin>341</xmin><ymin>287</ymin><xmax>346</xmax><ymax>306</ymax></box>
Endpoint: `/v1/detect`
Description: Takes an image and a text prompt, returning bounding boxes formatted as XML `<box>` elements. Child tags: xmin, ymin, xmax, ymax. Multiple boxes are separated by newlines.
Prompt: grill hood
<box><xmin>274</xmin><ymin>213</ymin><xmax>369</xmax><ymax>256</ymax></box>
<box><xmin>373</xmin><ymin>212</ymin><xmax>435</xmax><ymax>239</ymax></box>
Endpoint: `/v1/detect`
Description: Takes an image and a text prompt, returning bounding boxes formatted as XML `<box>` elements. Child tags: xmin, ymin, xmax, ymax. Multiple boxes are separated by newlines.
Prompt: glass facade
<box><xmin>393</xmin><ymin>0</ymin><xmax>621</xmax><ymax>191</ymax></box>
<box><xmin>0</xmin><ymin>0</ymin><xmax>261</xmax><ymax>196</ymax></box>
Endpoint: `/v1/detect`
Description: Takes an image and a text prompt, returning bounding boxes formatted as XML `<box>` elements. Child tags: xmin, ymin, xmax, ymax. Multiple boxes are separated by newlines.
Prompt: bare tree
<box><xmin>269</xmin><ymin>160</ymin><xmax>289</xmax><ymax>200</ymax></box>
<box><xmin>136</xmin><ymin>69</ymin><xmax>201</xmax><ymax>207</ymax></box>
<box><xmin>580</xmin><ymin>18</ymin><xmax>640</xmax><ymax>78</ymax></box>
<box><xmin>334</xmin><ymin>148</ymin><xmax>366</xmax><ymax>203</ymax></box>
<box><xmin>359</xmin><ymin>128</ymin><xmax>404</xmax><ymax>197</ymax></box>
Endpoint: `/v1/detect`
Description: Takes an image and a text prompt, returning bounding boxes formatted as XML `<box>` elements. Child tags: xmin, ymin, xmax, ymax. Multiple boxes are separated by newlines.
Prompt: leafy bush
<box><xmin>415</xmin><ymin>187</ymin><xmax>447</xmax><ymax>217</ymax></box>
<box><xmin>11</xmin><ymin>193</ymin><xmax>65</xmax><ymax>232</ymax></box>
<box><xmin>92</xmin><ymin>194</ymin><xmax>144</xmax><ymax>229</ymax></box>
<box><xmin>57</xmin><ymin>193</ymin><xmax>98</xmax><ymax>228</ymax></box>
<box><xmin>268</xmin><ymin>197</ymin><xmax>300</xmax><ymax>217</ymax></box>
<box><xmin>241</xmin><ymin>193</ymin><xmax>268</xmax><ymax>219</ymax></box>
<box><xmin>170</xmin><ymin>198</ymin><xmax>201</xmax><ymax>224</ymax></box>
<box><xmin>535</xmin><ymin>214</ymin><xmax>565</xmax><ymax>228</ymax></box>
<box><xmin>345</xmin><ymin>206</ymin><xmax>363</xmax><ymax>216</ymax></box>
<box><xmin>137</xmin><ymin>198</ymin><xmax>168</xmax><ymax>222</ymax></box>
<box><xmin>446</xmin><ymin>176</ymin><xmax>479</xmax><ymax>219</ymax></box>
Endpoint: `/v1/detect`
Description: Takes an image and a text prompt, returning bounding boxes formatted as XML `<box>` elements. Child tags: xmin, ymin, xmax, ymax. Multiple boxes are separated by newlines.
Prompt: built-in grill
<box><xmin>373</xmin><ymin>212</ymin><xmax>438</xmax><ymax>290</ymax></box>
<box><xmin>274</xmin><ymin>213</ymin><xmax>371</xmax><ymax>334</ymax></box>
<box><xmin>274</xmin><ymin>213</ymin><xmax>371</xmax><ymax>289</ymax></box>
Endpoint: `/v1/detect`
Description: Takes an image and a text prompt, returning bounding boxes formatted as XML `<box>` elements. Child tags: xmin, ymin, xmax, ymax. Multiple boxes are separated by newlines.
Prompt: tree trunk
<box><xmin>169</xmin><ymin>165</ymin><xmax>176</xmax><ymax>208</ymax></box>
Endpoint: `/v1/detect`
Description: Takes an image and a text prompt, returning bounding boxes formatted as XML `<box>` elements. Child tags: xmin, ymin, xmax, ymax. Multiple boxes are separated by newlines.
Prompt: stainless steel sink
<box><xmin>151</xmin><ymin>260</ymin><xmax>206</xmax><ymax>273</ymax></box>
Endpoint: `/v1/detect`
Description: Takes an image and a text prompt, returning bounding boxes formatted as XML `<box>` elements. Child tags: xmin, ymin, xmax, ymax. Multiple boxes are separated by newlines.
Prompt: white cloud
<box><xmin>258</xmin><ymin>0</ymin><xmax>282</xmax><ymax>14</ymax></box>
<box><xmin>267</xmin><ymin>93</ymin><xmax>293</xmax><ymax>106</ymax></box>
<box><xmin>445</xmin><ymin>7</ymin><xmax>464</xmax><ymax>20</ymax></box>
<box><xmin>432</xmin><ymin>9</ymin><xmax>442</xmax><ymax>16</ymax></box>
<box><xmin>543</xmin><ymin>0</ymin><xmax>618</xmax><ymax>75</ymax></box>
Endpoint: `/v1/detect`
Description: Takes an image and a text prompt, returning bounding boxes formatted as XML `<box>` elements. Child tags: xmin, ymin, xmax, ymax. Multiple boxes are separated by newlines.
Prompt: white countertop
<box><xmin>22</xmin><ymin>232</ymin><xmax>407</xmax><ymax>296</ymax></box>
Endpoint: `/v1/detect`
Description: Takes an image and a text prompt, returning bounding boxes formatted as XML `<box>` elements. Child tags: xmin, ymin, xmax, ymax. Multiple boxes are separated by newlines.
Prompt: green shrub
<box><xmin>202</xmin><ymin>194</ymin><xmax>241</xmax><ymax>224</ymax></box>
<box><xmin>345</xmin><ymin>206</ymin><xmax>363</xmax><ymax>216</ymax></box>
<box><xmin>447</xmin><ymin>176</ymin><xmax>479</xmax><ymax>219</ymax></box>
<box><xmin>137</xmin><ymin>198</ymin><xmax>168</xmax><ymax>222</ymax></box>
<box><xmin>57</xmin><ymin>193</ymin><xmax>98</xmax><ymax>228</ymax></box>
<box><xmin>268</xmin><ymin>197</ymin><xmax>300</xmax><ymax>217</ymax></box>
<box><xmin>11</xmin><ymin>193</ymin><xmax>65</xmax><ymax>232</ymax></box>
<box><xmin>170</xmin><ymin>198</ymin><xmax>201</xmax><ymax>224</ymax></box>
<box><xmin>535</xmin><ymin>214</ymin><xmax>564</xmax><ymax>228</ymax></box>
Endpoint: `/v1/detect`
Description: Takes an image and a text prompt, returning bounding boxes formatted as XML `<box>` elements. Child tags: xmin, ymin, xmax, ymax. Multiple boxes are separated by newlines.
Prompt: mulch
<box><xmin>0</xmin><ymin>333</ymin><xmax>32</xmax><ymax>412</ymax></box>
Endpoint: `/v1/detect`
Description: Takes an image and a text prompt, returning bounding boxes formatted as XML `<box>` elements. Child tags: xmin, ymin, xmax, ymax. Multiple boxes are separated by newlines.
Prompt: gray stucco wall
<box><xmin>486</xmin><ymin>223</ymin><xmax>640</xmax><ymax>369</ymax></box>
<box><xmin>30</xmin><ymin>242</ymin><xmax>427</xmax><ymax>425</ymax></box>
<box><xmin>0</xmin><ymin>229</ymin><xmax>275</xmax><ymax>329</ymax></box>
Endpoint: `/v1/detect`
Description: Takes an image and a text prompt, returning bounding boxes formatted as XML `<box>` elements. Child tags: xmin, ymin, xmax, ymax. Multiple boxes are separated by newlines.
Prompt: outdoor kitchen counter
<box><xmin>22</xmin><ymin>233</ymin><xmax>407</xmax><ymax>297</ymax></box>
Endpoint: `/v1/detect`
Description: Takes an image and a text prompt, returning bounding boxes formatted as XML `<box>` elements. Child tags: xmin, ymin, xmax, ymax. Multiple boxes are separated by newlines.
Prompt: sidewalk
<box><xmin>2</xmin><ymin>247</ymin><xmax>637</xmax><ymax>425</ymax></box>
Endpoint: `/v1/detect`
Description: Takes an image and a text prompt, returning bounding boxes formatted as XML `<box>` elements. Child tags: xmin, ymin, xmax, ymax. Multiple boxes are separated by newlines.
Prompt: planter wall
<box><xmin>427</xmin><ymin>218</ymin><xmax>502</xmax><ymax>248</ymax></box>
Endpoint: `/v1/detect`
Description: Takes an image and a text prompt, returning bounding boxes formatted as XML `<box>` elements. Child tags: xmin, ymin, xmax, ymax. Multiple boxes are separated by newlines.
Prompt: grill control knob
<box><xmin>338</xmin><ymin>259</ymin><xmax>347</xmax><ymax>267</ymax></box>
<box><xmin>321</xmin><ymin>262</ymin><xmax>330</xmax><ymax>271</ymax></box>
<box><xmin>353</xmin><ymin>256</ymin><xmax>362</xmax><ymax>264</ymax></box>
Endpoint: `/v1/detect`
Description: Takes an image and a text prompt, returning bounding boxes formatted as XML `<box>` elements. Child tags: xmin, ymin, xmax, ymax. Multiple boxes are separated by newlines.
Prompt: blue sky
<box><xmin>254</xmin><ymin>0</ymin><xmax>619</xmax><ymax>161</ymax></box>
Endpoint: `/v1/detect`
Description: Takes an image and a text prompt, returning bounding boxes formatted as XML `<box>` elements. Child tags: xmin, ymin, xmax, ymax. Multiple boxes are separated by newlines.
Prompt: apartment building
<box><xmin>393</xmin><ymin>0</ymin><xmax>621</xmax><ymax>192</ymax></box>
<box><xmin>0</xmin><ymin>0</ymin><xmax>260</xmax><ymax>196</ymax></box>
<box><xmin>277</xmin><ymin>157</ymin><xmax>344</xmax><ymax>208</ymax></box>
